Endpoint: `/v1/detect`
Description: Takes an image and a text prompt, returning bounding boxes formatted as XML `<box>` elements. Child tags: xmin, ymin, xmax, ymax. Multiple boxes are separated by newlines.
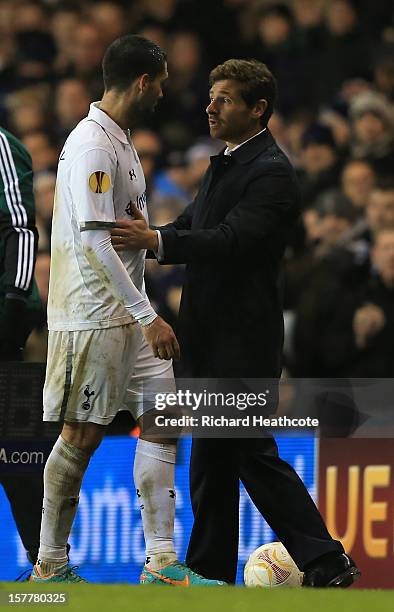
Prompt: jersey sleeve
<box><xmin>69</xmin><ymin>147</ymin><xmax>117</xmax><ymax>231</ymax></box>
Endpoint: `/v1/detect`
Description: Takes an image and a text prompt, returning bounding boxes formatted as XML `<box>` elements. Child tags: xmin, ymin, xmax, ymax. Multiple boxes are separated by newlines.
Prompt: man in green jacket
<box><xmin>0</xmin><ymin>126</ymin><xmax>43</xmax><ymax>566</ymax></box>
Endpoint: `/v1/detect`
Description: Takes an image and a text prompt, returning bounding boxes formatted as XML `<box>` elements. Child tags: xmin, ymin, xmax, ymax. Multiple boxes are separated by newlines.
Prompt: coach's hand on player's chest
<box><xmin>111</xmin><ymin>204</ymin><xmax>158</xmax><ymax>252</ymax></box>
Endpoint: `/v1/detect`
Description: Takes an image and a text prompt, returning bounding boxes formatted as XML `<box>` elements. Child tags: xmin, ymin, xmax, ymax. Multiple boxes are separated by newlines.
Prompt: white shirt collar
<box><xmin>88</xmin><ymin>102</ymin><xmax>129</xmax><ymax>145</ymax></box>
<box><xmin>224</xmin><ymin>128</ymin><xmax>267</xmax><ymax>156</ymax></box>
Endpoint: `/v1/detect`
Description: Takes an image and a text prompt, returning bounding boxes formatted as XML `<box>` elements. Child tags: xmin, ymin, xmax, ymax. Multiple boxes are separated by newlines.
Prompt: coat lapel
<box><xmin>193</xmin><ymin>129</ymin><xmax>276</xmax><ymax>228</ymax></box>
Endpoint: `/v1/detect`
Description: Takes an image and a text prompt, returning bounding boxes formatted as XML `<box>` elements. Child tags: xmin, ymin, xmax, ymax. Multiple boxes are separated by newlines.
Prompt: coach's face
<box><xmin>206</xmin><ymin>79</ymin><xmax>266</xmax><ymax>146</ymax></box>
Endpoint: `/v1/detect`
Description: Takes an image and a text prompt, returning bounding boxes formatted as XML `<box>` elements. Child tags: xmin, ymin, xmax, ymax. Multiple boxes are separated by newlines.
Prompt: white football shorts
<box><xmin>43</xmin><ymin>323</ymin><xmax>174</xmax><ymax>425</ymax></box>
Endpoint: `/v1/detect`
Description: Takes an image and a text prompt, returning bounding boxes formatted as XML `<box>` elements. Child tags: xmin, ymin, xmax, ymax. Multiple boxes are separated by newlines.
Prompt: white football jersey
<box><xmin>48</xmin><ymin>102</ymin><xmax>150</xmax><ymax>331</ymax></box>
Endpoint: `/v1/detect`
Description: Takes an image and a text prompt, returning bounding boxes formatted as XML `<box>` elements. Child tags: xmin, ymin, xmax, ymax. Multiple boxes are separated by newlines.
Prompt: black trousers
<box><xmin>0</xmin><ymin>313</ymin><xmax>45</xmax><ymax>565</ymax></box>
<box><xmin>185</xmin><ymin>436</ymin><xmax>343</xmax><ymax>583</ymax></box>
<box><xmin>0</xmin><ymin>471</ymin><xmax>43</xmax><ymax>563</ymax></box>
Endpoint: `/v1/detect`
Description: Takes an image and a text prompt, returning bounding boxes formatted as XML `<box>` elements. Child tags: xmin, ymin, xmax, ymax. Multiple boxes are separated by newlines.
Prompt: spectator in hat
<box><xmin>349</xmin><ymin>91</ymin><xmax>394</xmax><ymax>178</ymax></box>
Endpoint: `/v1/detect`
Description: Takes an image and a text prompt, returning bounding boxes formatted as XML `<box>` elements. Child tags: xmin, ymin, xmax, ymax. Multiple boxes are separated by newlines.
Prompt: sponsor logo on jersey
<box><xmin>125</xmin><ymin>192</ymin><xmax>147</xmax><ymax>216</ymax></box>
<box><xmin>136</xmin><ymin>191</ymin><xmax>147</xmax><ymax>211</ymax></box>
<box><xmin>89</xmin><ymin>171</ymin><xmax>111</xmax><ymax>193</ymax></box>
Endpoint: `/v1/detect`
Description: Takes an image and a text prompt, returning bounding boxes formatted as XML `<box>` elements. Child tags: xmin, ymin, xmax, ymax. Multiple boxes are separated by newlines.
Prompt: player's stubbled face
<box><xmin>206</xmin><ymin>79</ymin><xmax>257</xmax><ymax>143</ymax></box>
<box><xmin>140</xmin><ymin>66</ymin><xmax>168</xmax><ymax>115</ymax></box>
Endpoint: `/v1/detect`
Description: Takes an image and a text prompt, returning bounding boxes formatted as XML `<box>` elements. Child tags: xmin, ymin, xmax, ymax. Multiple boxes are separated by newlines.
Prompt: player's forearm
<box><xmin>80</xmin><ymin>229</ymin><xmax>157</xmax><ymax>325</ymax></box>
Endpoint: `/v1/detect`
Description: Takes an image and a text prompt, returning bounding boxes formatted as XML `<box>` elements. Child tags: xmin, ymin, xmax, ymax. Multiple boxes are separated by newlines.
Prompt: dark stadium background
<box><xmin>0</xmin><ymin>0</ymin><xmax>393</xmax><ymax>588</ymax></box>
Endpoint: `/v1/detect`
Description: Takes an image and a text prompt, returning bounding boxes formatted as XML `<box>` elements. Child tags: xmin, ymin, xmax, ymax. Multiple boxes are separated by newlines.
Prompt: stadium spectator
<box><xmin>349</xmin><ymin>228</ymin><xmax>394</xmax><ymax>375</ymax></box>
<box><xmin>50</xmin><ymin>4</ymin><xmax>80</xmax><ymax>74</ymax></box>
<box><xmin>137</xmin><ymin>22</ymin><xmax>168</xmax><ymax>52</ymax></box>
<box><xmin>349</xmin><ymin>91</ymin><xmax>394</xmax><ymax>178</ymax></box>
<box><xmin>54</xmin><ymin>78</ymin><xmax>91</xmax><ymax>145</ymax></box>
<box><xmin>155</xmin><ymin>31</ymin><xmax>208</xmax><ymax>145</ymax></box>
<box><xmin>318</xmin><ymin>0</ymin><xmax>373</xmax><ymax>103</ymax></box>
<box><xmin>295</xmin><ymin>228</ymin><xmax>394</xmax><ymax>378</ymax></box>
<box><xmin>284</xmin><ymin>189</ymin><xmax>360</xmax><ymax>328</ymax></box>
<box><xmin>8</xmin><ymin>92</ymin><xmax>49</xmax><ymax>138</ymax></box>
<box><xmin>267</xmin><ymin>111</ymin><xmax>289</xmax><ymax>151</ymax></box>
<box><xmin>22</xmin><ymin>131</ymin><xmax>59</xmax><ymax>173</ymax></box>
<box><xmin>11</xmin><ymin>1</ymin><xmax>56</xmax><ymax>87</ymax></box>
<box><xmin>340</xmin><ymin>158</ymin><xmax>376</xmax><ymax>212</ymax></box>
<box><xmin>138</xmin><ymin>0</ymin><xmax>179</xmax><ymax>26</ymax></box>
<box><xmin>58</xmin><ymin>20</ymin><xmax>105</xmax><ymax>100</ymax></box>
<box><xmin>373</xmin><ymin>53</ymin><xmax>394</xmax><ymax>99</ymax></box>
<box><xmin>249</xmin><ymin>2</ymin><xmax>314</xmax><ymax>114</ymax></box>
<box><xmin>366</xmin><ymin>184</ymin><xmax>394</xmax><ymax>236</ymax></box>
<box><xmin>88</xmin><ymin>2</ymin><xmax>130</xmax><ymax>47</ymax></box>
<box><xmin>292</xmin><ymin>0</ymin><xmax>325</xmax><ymax>33</ymax></box>
<box><xmin>297</xmin><ymin>124</ymin><xmax>341</xmax><ymax>208</ymax></box>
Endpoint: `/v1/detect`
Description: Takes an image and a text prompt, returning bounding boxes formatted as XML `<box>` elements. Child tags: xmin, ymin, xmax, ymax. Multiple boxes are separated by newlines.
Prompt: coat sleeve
<box><xmin>158</xmin><ymin>164</ymin><xmax>299</xmax><ymax>264</ymax></box>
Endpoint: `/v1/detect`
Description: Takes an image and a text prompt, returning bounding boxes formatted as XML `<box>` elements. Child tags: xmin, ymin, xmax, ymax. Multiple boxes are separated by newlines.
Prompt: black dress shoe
<box><xmin>302</xmin><ymin>553</ymin><xmax>361</xmax><ymax>588</ymax></box>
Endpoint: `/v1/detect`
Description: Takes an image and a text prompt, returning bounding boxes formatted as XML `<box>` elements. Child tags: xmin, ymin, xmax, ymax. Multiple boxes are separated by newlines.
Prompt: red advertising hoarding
<box><xmin>318</xmin><ymin>439</ymin><xmax>394</xmax><ymax>588</ymax></box>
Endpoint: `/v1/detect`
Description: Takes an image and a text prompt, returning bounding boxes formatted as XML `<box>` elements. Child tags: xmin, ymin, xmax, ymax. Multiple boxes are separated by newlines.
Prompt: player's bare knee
<box><xmin>138</xmin><ymin>413</ymin><xmax>179</xmax><ymax>445</ymax></box>
<box><xmin>62</xmin><ymin>421</ymin><xmax>105</xmax><ymax>455</ymax></box>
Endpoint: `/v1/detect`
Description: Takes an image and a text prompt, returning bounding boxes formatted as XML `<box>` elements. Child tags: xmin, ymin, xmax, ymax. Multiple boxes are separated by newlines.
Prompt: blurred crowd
<box><xmin>1</xmin><ymin>0</ymin><xmax>393</xmax><ymax>376</ymax></box>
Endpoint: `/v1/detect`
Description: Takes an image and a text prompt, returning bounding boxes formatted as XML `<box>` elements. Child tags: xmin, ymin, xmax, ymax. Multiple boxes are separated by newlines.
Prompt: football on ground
<box><xmin>244</xmin><ymin>541</ymin><xmax>303</xmax><ymax>588</ymax></box>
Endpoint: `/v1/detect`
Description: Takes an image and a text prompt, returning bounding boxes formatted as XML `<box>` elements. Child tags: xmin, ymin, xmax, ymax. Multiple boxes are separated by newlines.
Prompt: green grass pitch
<box><xmin>0</xmin><ymin>583</ymin><xmax>392</xmax><ymax>612</ymax></box>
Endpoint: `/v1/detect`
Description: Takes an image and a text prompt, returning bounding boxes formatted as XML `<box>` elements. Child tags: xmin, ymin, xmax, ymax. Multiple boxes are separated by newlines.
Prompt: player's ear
<box><xmin>253</xmin><ymin>99</ymin><xmax>268</xmax><ymax>122</ymax></box>
<box><xmin>137</xmin><ymin>73</ymin><xmax>150</xmax><ymax>94</ymax></box>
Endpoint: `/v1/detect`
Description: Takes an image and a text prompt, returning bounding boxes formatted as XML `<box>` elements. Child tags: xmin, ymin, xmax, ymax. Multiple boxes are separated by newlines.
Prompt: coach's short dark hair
<box><xmin>102</xmin><ymin>34</ymin><xmax>166</xmax><ymax>91</ymax></box>
<box><xmin>209</xmin><ymin>59</ymin><xmax>277</xmax><ymax>125</ymax></box>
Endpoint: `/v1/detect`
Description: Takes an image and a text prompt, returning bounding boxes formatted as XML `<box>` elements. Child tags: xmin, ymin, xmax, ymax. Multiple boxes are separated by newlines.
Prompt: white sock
<box><xmin>133</xmin><ymin>439</ymin><xmax>177</xmax><ymax>570</ymax></box>
<box><xmin>37</xmin><ymin>436</ymin><xmax>90</xmax><ymax>573</ymax></box>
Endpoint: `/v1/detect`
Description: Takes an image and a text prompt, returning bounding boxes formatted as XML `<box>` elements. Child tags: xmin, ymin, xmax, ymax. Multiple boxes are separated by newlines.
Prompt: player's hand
<box><xmin>111</xmin><ymin>205</ymin><xmax>158</xmax><ymax>251</ymax></box>
<box><xmin>142</xmin><ymin>316</ymin><xmax>180</xmax><ymax>360</ymax></box>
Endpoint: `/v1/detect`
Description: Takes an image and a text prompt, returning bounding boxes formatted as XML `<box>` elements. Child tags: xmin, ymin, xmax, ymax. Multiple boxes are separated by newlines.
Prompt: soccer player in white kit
<box><xmin>30</xmin><ymin>35</ymin><xmax>224</xmax><ymax>586</ymax></box>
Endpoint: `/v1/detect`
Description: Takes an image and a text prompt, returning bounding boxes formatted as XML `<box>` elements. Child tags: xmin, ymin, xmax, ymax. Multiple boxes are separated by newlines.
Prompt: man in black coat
<box><xmin>111</xmin><ymin>58</ymin><xmax>359</xmax><ymax>587</ymax></box>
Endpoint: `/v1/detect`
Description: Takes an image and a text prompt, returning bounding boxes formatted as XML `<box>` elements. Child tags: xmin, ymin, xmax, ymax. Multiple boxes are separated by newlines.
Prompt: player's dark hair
<box><xmin>102</xmin><ymin>34</ymin><xmax>166</xmax><ymax>92</ymax></box>
<box><xmin>209</xmin><ymin>59</ymin><xmax>277</xmax><ymax>126</ymax></box>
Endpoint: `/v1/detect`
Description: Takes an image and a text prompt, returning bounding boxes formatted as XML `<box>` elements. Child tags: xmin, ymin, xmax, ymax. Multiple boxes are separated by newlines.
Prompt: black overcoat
<box><xmin>159</xmin><ymin>129</ymin><xmax>301</xmax><ymax>378</ymax></box>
